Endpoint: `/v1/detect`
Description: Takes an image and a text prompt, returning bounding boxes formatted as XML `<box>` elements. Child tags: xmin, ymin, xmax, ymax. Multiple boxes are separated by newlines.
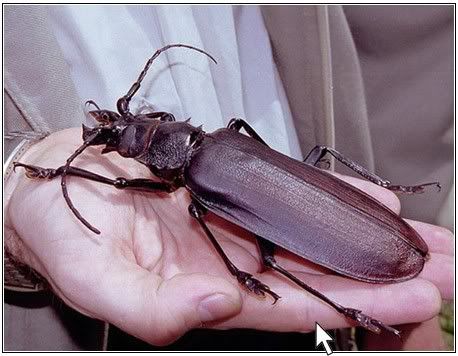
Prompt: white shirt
<box><xmin>48</xmin><ymin>4</ymin><xmax>302</xmax><ymax>159</ymax></box>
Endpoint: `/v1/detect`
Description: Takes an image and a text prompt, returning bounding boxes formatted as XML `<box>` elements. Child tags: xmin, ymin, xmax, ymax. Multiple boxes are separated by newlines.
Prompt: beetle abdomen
<box><xmin>185</xmin><ymin>129</ymin><xmax>427</xmax><ymax>283</ymax></box>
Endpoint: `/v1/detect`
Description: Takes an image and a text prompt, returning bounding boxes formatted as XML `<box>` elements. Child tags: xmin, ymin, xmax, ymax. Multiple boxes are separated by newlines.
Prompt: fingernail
<box><xmin>198</xmin><ymin>293</ymin><xmax>237</xmax><ymax>322</ymax></box>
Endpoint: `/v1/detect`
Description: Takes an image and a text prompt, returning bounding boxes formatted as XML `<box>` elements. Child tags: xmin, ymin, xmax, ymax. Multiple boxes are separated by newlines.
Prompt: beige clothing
<box><xmin>4</xmin><ymin>4</ymin><xmax>453</xmax><ymax>350</ymax></box>
<box><xmin>263</xmin><ymin>5</ymin><xmax>453</xmax><ymax>224</ymax></box>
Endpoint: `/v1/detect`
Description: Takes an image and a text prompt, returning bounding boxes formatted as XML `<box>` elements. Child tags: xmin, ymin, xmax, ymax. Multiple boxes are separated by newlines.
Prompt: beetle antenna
<box><xmin>61</xmin><ymin>133</ymin><xmax>101</xmax><ymax>235</ymax></box>
<box><xmin>117</xmin><ymin>44</ymin><xmax>217</xmax><ymax>115</ymax></box>
<box><xmin>85</xmin><ymin>100</ymin><xmax>101</xmax><ymax>110</ymax></box>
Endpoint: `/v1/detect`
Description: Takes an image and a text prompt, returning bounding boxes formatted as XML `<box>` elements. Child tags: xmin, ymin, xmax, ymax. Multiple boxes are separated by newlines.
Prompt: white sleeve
<box><xmin>48</xmin><ymin>4</ymin><xmax>301</xmax><ymax>158</ymax></box>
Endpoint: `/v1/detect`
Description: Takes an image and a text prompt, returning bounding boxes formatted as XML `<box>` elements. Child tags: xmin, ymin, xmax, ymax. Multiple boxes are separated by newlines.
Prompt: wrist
<box><xmin>4</xmin><ymin>134</ymin><xmax>50</xmax><ymax>291</ymax></box>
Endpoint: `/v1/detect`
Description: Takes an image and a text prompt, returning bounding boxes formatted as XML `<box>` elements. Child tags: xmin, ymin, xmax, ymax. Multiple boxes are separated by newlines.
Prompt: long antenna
<box><xmin>117</xmin><ymin>44</ymin><xmax>217</xmax><ymax>114</ymax></box>
<box><xmin>61</xmin><ymin>134</ymin><xmax>101</xmax><ymax>235</ymax></box>
<box><xmin>64</xmin><ymin>44</ymin><xmax>217</xmax><ymax>234</ymax></box>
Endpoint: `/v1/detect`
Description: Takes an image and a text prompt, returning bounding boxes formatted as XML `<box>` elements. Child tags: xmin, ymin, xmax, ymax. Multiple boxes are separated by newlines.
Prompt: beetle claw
<box><xmin>269</xmin><ymin>291</ymin><xmax>281</xmax><ymax>305</ymax></box>
<box><xmin>235</xmin><ymin>271</ymin><xmax>281</xmax><ymax>303</ymax></box>
<box><xmin>13</xmin><ymin>162</ymin><xmax>58</xmax><ymax>180</ymax></box>
<box><xmin>343</xmin><ymin>308</ymin><xmax>401</xmax><ymax>338</ymax></box>
<box><xmin>388</xmin><ymin>182</ymin><xmax>441</xmax><ymax>195</ymax></box>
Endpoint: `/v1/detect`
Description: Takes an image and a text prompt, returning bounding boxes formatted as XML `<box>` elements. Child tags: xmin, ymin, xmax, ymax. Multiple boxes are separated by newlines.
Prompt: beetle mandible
<box><xmin>14</xmin><ymin>43</ymin><xmax>441</xmax><ymax>337</ymax></box>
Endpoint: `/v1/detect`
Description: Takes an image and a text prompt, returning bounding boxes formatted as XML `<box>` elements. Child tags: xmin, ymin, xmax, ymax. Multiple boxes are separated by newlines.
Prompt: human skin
<box><xmin>5</xmin><ymin>128</ymin><xmax>453</xmax><ymax>348</ymax></box>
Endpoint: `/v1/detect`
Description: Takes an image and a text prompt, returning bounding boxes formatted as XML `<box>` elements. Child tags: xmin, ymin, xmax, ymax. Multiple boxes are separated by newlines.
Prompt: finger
<box><xmin>333</xmin><ymin>172</ymin><xmax>401</xmax><ymax>214</ymax></box>
<box><xmin>405</xmin><ymin>219</ymin><xmax>454</xmax><ymax>255</ymax></box>
<box><xmin>216</xmin><ymin>273</ymin><xmax>441</xmax><ymax>334</ymax></box>
<box><xmin>152</xmin><ymin>273</ymin><xmax>242</xmax><ymax>344</ymax></box>
<box><xmin>419</xmin><ymin>252</ymin><xmax>454</xmax><ymax>300</ymax></box>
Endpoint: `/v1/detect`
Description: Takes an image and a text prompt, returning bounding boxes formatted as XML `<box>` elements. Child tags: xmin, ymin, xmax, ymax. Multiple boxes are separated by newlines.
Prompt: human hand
<box><xmin>5</xmin><ymin>128</ymin><xmax>453</xmax><ymax>346</ymax></box>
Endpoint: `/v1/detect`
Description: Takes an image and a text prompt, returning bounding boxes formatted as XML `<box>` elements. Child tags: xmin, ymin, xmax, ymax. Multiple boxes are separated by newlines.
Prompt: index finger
<box><xmin>405</xmin><ymin>219</ymin><xmax>454</xmax><ymax>256</ymax></box>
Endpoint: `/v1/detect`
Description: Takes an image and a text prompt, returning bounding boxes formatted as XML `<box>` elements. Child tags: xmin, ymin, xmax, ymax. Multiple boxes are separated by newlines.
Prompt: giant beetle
<box><xmin>14</xmin><ymin>44</ymin><xmax>441</xmax><ymax>337</ymax></box>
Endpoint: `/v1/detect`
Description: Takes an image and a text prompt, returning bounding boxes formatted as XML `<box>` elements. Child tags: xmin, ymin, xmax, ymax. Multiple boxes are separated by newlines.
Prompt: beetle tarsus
<box><xmin>303</xmin><ymin>145</ymin><xmax>442</xmax><ymax>197</ymax></box>
<box><xmin>256</xmin><ymin>239</ymin><xmax>401</xmax><ymax>336</ymax></box>
<box><xmin>388</xmin><ymin>182</ymin><xmax>442</xmax><ymax>194</ymax></box>
<box><xmin>14</xmin><ymin>162</ymin><xmax>102</xmax><ymax>235</ymax></box>
<box><xmin>235</xmin><ymin>270</ymin><xmax>281</xmax><ymax>303</ymax></box>
<box><xmin>342</xmin><ymin>308</ymin><xmax>401</xmax><ymax>337</ymax></box>
<box><xmin>188</xmin><ymin>201</ymin><xmax>281</xmax><ymax>303</ymax></box>
<box><xmin>13</xmin><ymin>162</ymin><xmax>59</xmax><ymax>180</ymax></box>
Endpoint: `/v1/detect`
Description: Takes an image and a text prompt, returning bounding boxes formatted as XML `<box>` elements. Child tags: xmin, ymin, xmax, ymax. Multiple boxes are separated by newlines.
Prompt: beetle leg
<box><xmin>188</xmin><ymin>201</ymin><xmax>281</xmax><ymax>302</ymax></box>
<box><xmin>227</xmin><ymin>119</ymin><xmax>331</xmax><ymax>171</ymax></box>
<box><xmin>227</xmin><ymin>118</ymin><xmax>268</xmax><ymax>145</ymax></box>
<box><xmin>14</xmin><ymin>162</ymin><xmax>174</xmax><ymax>192</ymax></box>
<box><xmin>256</xmin><ymin>237</ymin><xmax>401</xmax><ymax>337</ymax></box>
<box><xmin>227</xmin><ymin>119</ymin><xmax>438</xmax><ymax>194</ymax></box>
<box><xmin>14</xmin><ymin>162</ymin><xmax>174</xmax><ymax>234</ymax></box>
<box><xmin>304</xmin><ymin>145</ymin><xmax>441</xmax><ymax>194</ymax></box>
<box><xmin>340</xmin><ymin>308</ymin><xmax>401</xmax><ymax>337</ymax></box>
<box><xmin>315</xmin><ymin>158</ymin><xmax>331</xmax><ymax>170</ymax></box>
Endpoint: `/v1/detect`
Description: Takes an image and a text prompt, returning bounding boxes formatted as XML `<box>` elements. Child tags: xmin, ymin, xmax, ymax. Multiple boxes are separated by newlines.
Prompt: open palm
<box><xmin>6</xmin><ymin>128</ymin><xmax>453</xmax><ymax>346</ymax></box>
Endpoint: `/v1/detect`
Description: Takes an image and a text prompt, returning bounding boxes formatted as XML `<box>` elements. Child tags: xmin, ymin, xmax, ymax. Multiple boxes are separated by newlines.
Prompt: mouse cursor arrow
<box><xmin>315</xmin><ymin>322</ymin><xmax>334</xmax><ymax>355</ymax></box>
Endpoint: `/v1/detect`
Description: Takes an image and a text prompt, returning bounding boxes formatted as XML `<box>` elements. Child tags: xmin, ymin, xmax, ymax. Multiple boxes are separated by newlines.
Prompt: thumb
<box><xmin>61</xmin><ymin>260</ymin><xmax>243</xmax><ymax>347</ymax></box>
<box><xmin>143</xmin><ymin>273</ymin><xmax>242</xmax><ymax>345</ymax></box>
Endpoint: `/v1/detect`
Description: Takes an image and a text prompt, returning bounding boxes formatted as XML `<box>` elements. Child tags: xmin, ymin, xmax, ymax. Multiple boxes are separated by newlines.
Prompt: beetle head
<box><xmin>84</xmin><ymin>109</ymin><xmax>162</xmax><ymax>158</ymax></box>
